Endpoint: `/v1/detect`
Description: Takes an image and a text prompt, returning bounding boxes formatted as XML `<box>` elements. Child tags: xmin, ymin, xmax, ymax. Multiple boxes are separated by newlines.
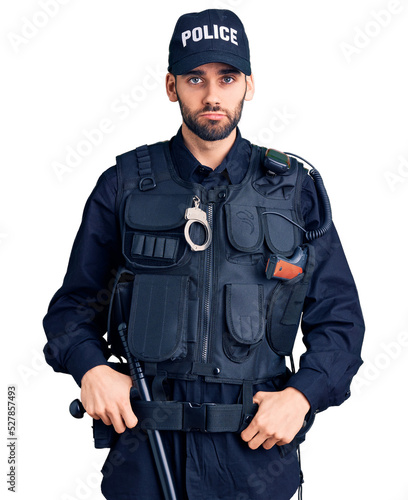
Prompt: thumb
<box><xmin>252</xmin><ymin>391</ymin><xmax>265</xmax><ymax>406</ymax></box>
<box><xmin>123</xmin><ymin>405</ymin><xmax>138</xmax><ymax>429</ymax></box>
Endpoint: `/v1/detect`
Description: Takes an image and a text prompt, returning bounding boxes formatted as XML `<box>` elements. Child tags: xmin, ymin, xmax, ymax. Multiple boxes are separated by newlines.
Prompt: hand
<box><xmin>240</xmin><ymin>387</ymin><xmax>310</xmax><ymax>450</ymax></box>
<box><xmin>80</xmin><ymin>365</ymin><xmax>138</xmax><ymax>434</ymax></box>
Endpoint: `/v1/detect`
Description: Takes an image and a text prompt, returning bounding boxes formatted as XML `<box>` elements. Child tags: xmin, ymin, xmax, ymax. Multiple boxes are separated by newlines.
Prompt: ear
<box><xmin>166</xmin><ymin>73</ymin><xmax>178</xmax><ymax>102</ymax></box>
<box><xmin>244</xmin><ymin>74</ymin><xmax>255</xmax><ymax>102</ymax></box>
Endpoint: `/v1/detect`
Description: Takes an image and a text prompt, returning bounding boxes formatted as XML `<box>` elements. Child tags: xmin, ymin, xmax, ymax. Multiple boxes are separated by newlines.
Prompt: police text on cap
<box><xmin>181</xmin><ymin>25</ymin><xmax>239</xmax><ymax>48</ymax></box>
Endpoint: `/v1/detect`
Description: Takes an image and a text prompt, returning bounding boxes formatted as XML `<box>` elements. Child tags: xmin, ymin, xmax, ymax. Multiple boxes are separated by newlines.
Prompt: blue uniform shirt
<box><xmin>170</xmin><ymin>126</ymin><xmax>252</xmax><ymax>187</ymax></box>
<box><xmin>43</xmin><ymin>129</ymin><xmax>364</xmax><ymax>500</ymax></box>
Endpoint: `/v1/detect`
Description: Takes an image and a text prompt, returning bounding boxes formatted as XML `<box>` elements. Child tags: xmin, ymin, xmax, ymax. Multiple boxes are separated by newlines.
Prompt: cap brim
<box><xmin>169</xmin><ymin>50</ymin><xmax>251</xmax><ymax>76</ymax></box>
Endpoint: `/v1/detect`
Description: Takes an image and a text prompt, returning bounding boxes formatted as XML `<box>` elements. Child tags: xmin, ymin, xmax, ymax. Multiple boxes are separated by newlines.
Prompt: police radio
<box><xmin>264</xmin><ymin>148</ymin><xmax>291</xmax><ymax>175</ymax></box>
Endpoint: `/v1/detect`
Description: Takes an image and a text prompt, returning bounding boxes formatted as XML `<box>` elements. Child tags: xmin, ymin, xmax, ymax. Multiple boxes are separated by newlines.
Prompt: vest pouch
<box><xmin>223</xmin><ymin>283</ymin><xmax>265</xmax><ymax>363</ymax></box>
<box><xmin>128</xmin><ymin>274</ymin><xmax>190</xmax><ymax>362</ymax></box>
<box><xmin>123</xmin><ymin>193</ymin><xmax>193</xmax><ymax>269</ymax></box>
<box><xmin>261</xmin><ymin>209</ymin><xmax>302</xmax><ymax>256</ymax></box>
<box><xmin>224</xmin><ymin>204</ymin><xmax>302</xmax><ymax>264</ymax></box>
<box><xmin>266</xmin><ymin>245</ymin><xmax>315</xmax><ymax>356</ymax></box>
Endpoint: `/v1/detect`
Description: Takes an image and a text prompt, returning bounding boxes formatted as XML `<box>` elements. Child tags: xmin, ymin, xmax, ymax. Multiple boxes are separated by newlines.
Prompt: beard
<box><xmin>176</xmin><ymin>91</ymin><xmax>246</xmax><ymax>142</ymax></box>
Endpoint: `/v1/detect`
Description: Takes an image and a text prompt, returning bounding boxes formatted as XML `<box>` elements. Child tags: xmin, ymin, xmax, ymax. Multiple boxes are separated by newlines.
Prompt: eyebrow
<box><xmin>218</xmin><ymin>68</ymin><xmax>241</xmax><ymax>75</ymax></box>
<box><xmin>182</xmin><ymin>70</ymin><xmax>205</xmax><ymax>77</ymax></box>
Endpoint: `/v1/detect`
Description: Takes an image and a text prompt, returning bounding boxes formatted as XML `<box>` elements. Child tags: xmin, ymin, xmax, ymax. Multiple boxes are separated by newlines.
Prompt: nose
<box><xmin>202</xmin><ymin>80</ymin><xmax>221</xmax><ymax>107</ymax></box>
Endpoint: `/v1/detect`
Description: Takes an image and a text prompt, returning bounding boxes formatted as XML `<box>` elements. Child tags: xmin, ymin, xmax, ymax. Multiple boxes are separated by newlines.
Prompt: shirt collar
<box><xmin>169</xmin><ymin>126</ymin><xmax>251</xmax><ymax>186</ymax></box>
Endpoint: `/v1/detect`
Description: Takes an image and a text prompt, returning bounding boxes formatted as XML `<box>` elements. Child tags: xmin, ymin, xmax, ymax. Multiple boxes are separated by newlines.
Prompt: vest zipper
<box><xmin>201</xmin><ymin>202</ymin><xmax>214</xmax><ymax>363</ymax></box>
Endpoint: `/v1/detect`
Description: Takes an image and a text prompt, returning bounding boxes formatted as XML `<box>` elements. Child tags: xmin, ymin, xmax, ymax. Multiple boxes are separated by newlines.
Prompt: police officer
<box><xmin>43</xmin><ymin>9</ymin><xmax>364</xmax><ymax>500</ymax></box>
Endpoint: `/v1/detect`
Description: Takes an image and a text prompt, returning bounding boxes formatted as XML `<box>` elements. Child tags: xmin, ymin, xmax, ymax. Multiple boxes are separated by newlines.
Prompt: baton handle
<box><xmin>69</xmin><ymin>398</ymin><xmax>86</xmax><ymax>418</ymax></box>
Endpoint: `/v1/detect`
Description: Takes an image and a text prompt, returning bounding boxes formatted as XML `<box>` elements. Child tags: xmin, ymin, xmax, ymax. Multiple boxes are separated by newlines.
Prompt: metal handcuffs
<box><xmin>184</xmin><ymin>196</ymin><xmax>212</xmax><ymax>252</ymax></box>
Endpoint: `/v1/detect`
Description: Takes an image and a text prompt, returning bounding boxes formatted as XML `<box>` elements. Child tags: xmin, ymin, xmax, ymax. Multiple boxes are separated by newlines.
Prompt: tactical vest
<box><xmin>106</xmin><ymin>140</ymin><xmax>316</xmax><ymax>437</ymax></box>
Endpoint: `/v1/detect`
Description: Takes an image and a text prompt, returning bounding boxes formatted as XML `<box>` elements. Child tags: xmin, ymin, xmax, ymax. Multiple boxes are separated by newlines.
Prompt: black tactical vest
<box><xmin>107</xmin><ymin>140</ymin><xmax>315</xmax><ymax>389</ymax></box>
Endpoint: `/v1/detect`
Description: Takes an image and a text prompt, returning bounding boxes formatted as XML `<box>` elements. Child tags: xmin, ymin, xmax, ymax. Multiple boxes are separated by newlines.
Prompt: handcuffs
<box><xmin>184</xmin><ymin>196</ymin><xmax>212</xmax><ymax>252</ymax></box>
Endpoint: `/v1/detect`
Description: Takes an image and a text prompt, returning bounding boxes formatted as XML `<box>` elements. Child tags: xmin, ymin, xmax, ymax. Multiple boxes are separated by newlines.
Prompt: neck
<box><xmin>181</xmin><ymin>123</ymin><xmax>237</xmax><ymax>170</ymax></box>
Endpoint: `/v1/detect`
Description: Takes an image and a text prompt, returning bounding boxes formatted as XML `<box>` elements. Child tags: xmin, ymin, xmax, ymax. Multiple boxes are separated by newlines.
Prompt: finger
<box><xmin>247</xmin><ymin>432</ymin><xmax>267</xmax><ymax>450</ymax></box>
<box><xmin>107</xmin><ymin>410</ymin><xmax>127</xmax><ymax>434</ymax></box>
<box><xmin>122</xmin><ymin>405</ymin><xmax>138</xmax><ymax>429</ymax></box>
<box><xmin>86</xmin><ymin>408</ymin><xmax>113</xmax><ymax>427</ymax></box>
<box><xmin>97</xmin><ymin>413</ymin><xmax>113</xmax><ymax>425</ymax></box>
<box><xmin>241</xmin><ymin>422</ymin><xmax>258</xmax><ymax>442</ymax></box>
<box><xmin>262</xmin><ymin>437</ymin><xmax>279</xmax><ymax>450</ymax></box>
<box><xmin>82</xmin><ymin>403</ymin><xmax>106</xmax><ymax>423</ymax></box>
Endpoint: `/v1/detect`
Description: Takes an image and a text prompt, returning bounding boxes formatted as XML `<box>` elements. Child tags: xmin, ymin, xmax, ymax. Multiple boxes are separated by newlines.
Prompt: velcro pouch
<box><xmin>125</xmin><ymin>193</ymin><xmax>190</xmax><ymax>230</ymax></box>
<box><xmin>123</xmin><ymin>193</ymin><xmax>193</xmax><ymax>268</ymax></box>
<box><xmin>225</xmin><ymin>204</ymin><xmax>302</xmax><ymax>258</ymax></box>
<box><xmin>223</xmin><ymin>283</ymin><xmax>265</xmax><ymax>362</ymax></box>
<box><xmin>128</xmin><ymin>274</ymin><xmax>190</xmax><ymax>362</ymax></box>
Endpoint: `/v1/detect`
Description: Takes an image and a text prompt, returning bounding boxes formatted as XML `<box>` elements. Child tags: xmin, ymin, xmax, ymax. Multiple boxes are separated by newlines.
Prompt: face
<box><xmin>166</xmin><ymin>63</ymin><xmax>254</xmax><ymax>141</ymax></box>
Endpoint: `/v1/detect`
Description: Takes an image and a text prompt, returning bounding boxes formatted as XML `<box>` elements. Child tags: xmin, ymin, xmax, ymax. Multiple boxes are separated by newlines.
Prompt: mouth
<box><xmin>200</xmin><ymin>113</ymin><xmax>226</xmax><ymax>121</ymax></box>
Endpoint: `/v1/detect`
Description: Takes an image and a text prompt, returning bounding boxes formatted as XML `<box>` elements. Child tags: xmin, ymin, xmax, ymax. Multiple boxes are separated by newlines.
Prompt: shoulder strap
<box><xmin>115</xmin><ymin>141</ymin><xmax>172</xmax><ymax>214</ymax></box>
<box><xmin>136</xmin><ymin>145</ymin><xmax>157</xmax><ymax>192</ymax></box>
<box><xmin>115</xmin><ymin>147</ymin><xmax>137</xmax><ymax>215</ymax></box>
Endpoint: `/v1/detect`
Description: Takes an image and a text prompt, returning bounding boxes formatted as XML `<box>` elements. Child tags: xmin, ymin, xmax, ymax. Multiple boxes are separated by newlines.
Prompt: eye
<box><xmin>189</xmin><ymin>77</ymin><xmax>202</xmax><ymax>85</ymax></box>
<box><xmin>222</xmin><ymin>76</ymin><xmax>235</xmax><ymax>84</ymax></box>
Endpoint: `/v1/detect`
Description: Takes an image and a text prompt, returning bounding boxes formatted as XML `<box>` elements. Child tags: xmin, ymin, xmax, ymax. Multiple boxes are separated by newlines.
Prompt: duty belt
<box><xmin>131</xmin><ymin>399</ymin><xmax>259</xmax><ymax>433</ymax></box>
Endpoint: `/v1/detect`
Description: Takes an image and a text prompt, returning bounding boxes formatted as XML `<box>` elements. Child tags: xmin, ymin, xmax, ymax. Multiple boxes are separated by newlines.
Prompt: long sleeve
<box><xmin>285</xmin><ymin>173</ymin><xmax>365</xmax><ymax>414</ymax></box>
<box><xmin>43</xmin><ymin>166</ymin><xmax>123</xmax><ymax>386</ymax></box>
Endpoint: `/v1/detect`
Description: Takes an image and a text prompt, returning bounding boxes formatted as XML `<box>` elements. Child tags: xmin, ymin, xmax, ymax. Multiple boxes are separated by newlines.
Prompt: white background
<box><xmin>1</xmin><ymin>0</ymin><xmax>408</xmax><ymax>499</ymax></box>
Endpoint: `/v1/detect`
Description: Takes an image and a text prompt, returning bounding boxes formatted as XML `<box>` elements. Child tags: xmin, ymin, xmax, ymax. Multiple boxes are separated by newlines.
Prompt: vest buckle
<box><xmin>139</xmin><ymin>176</ymin><xmax>157</xmax><ymax>191</ymax></box>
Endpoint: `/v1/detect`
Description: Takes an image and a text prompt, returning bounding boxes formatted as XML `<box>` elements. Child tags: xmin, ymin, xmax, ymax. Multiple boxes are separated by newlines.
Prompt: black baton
<box><xmin>117</xmin><ymin>322</ymin><xmax>177</xmax><ymax>500</ymax></box>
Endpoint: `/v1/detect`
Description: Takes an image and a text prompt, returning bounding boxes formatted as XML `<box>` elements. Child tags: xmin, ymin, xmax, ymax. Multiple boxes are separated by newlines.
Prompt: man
<box><xmin>43</xmin><ymin>9</ymin><xmax>364</xmax><ymax>500</ymax></box>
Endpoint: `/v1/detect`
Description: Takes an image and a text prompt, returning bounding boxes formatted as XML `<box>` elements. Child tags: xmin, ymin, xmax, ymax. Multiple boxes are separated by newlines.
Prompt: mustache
<box><xmin>201</xmin><ymin>105</ymin><xmax>224</xmax><ymax>113</ymax></box>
